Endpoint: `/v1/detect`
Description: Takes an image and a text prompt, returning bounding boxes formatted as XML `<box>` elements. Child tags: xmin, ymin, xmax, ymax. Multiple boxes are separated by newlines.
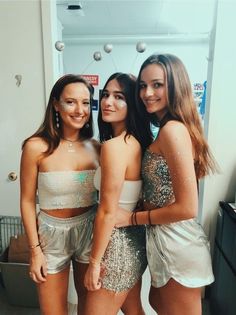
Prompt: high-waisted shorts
<box><xmin>101</xmin><ymin>225</ymin><xmax>147</xmax><ymax>292</ymax></box>
<box><xmin>147</xmin><ymin>218</ymin><xmax>214</xmax><ymax>288</ymax></box>
<box><xmin>37</xmin><ymin>205</ymin><xmax>97</xmax><ymax>274</ymax></box>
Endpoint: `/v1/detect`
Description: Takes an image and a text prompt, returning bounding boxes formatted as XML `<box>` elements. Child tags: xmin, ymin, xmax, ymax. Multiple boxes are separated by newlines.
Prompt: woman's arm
<box><xmin>20</xmin><ymin>138</ymin><xmax>47</xmax><ymax>283</ymax></box>
<box><xmin>116</xmin><ymin>121</ymin><xmax>198</xmax><ymax>227</ymax></box>
<box><xmin>84</xmin><ymin>138</ymin><xmax>127</xmax><ymax>290</ymax></box>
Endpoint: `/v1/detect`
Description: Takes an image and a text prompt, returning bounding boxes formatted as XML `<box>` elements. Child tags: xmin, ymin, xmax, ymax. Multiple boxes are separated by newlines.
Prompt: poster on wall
<box><xmin>81</xmin><ymin>74</ymin><xmax>99</xmax><ymax>86</ymax></box>
<box><xmin>80</xmin><ymin>75</ymin><xmax>99</xmax><ymax>111</ymax></box>
<box><xmin>193</xmin><ymin>81</ymin><xmax>207</xmax><ymax>120</ymax></box>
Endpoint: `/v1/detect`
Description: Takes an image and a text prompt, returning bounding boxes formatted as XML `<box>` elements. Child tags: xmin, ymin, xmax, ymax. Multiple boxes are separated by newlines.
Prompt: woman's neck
<box><xmin>112</xmin><ymin>122</ymin><xmax>126</xmax><ymax>137</ymax></box>
<box><xmin>62</xmin><ymin>129</ymin><xmax>80</xmax><ymax>142</ymax></box>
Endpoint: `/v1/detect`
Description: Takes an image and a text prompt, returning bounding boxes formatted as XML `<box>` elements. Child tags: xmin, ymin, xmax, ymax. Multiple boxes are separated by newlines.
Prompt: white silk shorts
<box><xmin>147</xmin><ymin>218</ymin><xmax>214</xmax><ymax>288</ymax></box>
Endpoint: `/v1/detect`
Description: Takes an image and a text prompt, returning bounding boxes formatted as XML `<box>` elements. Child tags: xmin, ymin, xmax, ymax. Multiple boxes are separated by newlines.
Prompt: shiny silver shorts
<box><xmin>38</xmin><ymin>205</ymin><xmax>96</xmax><ymax>274</ymax></box>
<box><xmin>101</xmin><ymin>225</ymin><xmax>147</xmax><ymax>292</ymax></box>
<box><xmin>147</xmin><ymin>218</ymin><xmax>214</xmax><ymax>288</ymax></box>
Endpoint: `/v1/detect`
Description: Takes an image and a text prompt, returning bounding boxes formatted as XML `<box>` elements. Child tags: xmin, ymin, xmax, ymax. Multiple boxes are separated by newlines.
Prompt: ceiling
<box><xmin>56</xmin><ymin>0</ymin><xmax>216</xmax><ymax>39</ymax></box>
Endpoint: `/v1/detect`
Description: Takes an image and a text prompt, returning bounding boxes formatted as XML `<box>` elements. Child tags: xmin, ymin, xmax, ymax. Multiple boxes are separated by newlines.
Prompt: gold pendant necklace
<box><xmin>62</xmin><ymin>138</ymin><xmax>79</xmax><ymax>153</ymax></box>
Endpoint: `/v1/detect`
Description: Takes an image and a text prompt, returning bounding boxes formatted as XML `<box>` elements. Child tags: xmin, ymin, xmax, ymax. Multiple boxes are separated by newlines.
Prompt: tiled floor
<box><xmin>0</xmin><ymin>283</ymin><xmax>211</xmax><ymax>315</ymax></box>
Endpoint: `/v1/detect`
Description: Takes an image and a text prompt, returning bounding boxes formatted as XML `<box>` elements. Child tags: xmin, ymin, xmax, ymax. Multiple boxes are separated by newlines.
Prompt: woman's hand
<box><xmin>115</xmin><ymin>207</ymin><xmax>133</xmax><ymax>228</ymax></box>
<box><xmin>84</xmin><ymin>263</ymin><xmax>103</xmax><ymax>291</ymax></box>
<box><xmin>29</xmin><ymin>248</ymin><xmax>47</xmax><ymax>284</ymax></box>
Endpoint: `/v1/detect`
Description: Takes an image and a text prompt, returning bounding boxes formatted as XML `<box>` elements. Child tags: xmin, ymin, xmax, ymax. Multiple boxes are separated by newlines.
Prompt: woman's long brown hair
<box><xmin>136</xmin><ymin>54</ymin><xmax>218</xmax><ymax>179</ymax></box>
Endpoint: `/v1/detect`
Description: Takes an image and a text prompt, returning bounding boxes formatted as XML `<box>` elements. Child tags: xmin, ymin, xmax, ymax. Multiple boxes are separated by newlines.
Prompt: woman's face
<box><xmin>55</xmin><ymin>82</ymin><xmax>90</xmax><ymax>130</ymax></box>
<box><xmin>100</xmin><ymin>79</ymin><xmax>128</xmax><ymax>124</ymax></box>
<box><xmin>139</xmin><ymin>63</ymin><xmax>168</xmax><ymax>120</ymax></box>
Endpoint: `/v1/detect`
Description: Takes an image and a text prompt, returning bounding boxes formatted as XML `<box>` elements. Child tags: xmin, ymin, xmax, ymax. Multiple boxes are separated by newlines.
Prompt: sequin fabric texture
<box><xmin>94</xmin><ymin>167</ymin><xmax>147</xmax><ymax>292</ymax></box>
<box><xmin>38</xmin><ymin>170</ymin><xmax>97</xmax><ymax>209</ymax></box>
<box><xmin>101</xmin><ymin>225</ymin><xmax>147</xmax><ymax>292</ymax></box>
<box><xmin>142</xmin><ymin>149</ymin><xmax>175</xmax><ymax>209</ymax></box>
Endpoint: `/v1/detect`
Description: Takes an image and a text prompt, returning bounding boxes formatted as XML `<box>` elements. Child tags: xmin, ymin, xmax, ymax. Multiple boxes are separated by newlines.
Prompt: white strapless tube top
<box><xmin>94</xmin><ymin>167</ymin><xmax>142</xmax><ymax>211</ymax></box>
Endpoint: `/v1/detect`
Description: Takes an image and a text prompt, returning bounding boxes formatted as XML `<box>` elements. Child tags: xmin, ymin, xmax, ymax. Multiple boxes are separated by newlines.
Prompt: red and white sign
<box><xmin>81</xmin><ymin>74</ymin><xmax>99</xmax><ymax>86</ymax></box>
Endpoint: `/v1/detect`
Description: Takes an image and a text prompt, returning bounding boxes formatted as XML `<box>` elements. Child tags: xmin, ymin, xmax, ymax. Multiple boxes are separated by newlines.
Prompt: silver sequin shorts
<box><xmin>101</xmin><ymin>225</ymin><xmax>147</xmax><ymax>292</ymax></box>
<box><xmin>37</xmin><ymin>205</ymin><xmax>97</xmax><ymax>274</ymax></box>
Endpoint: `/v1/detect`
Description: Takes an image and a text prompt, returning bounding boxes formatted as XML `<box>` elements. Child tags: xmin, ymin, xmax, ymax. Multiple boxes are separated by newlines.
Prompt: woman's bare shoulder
<box><xmin>101</xmin><ymin>137</ymin><xmax>119</xmax><ymax>151</ymax></box>
<box><xmin>101</xmin><ymin>135</ymin><xmax>141</xmax><ymax>167</ymax></box>
<box><xmin>159</xmin><ymin>120</ymin><xmax>190</xmax><ymax>142</ymax></box>
<box><xmin>102</xmin><ymin>134</ymin><xmax>139</xmax><ymax>150</ymax></box>
<box><xmin>157</xmin><ymin>120</ymin><xmax>192</xmax><ymax>156</ymax></box>
<box><xmin>23</xmin><ymin>137</ymin><xmax>48</xmax><ymax>155</ymax></box>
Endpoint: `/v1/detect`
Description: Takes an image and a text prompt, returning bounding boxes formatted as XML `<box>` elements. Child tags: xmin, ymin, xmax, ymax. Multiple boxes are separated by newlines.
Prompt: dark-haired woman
<box><xmin>115</xmin><ymin>54</ymin><xmax>217</xmax><ymax>315</ymax></box>
<box><xmin>84</xmin><ymin>73</ymin><xmax>152</xmax><ymax>315</ymax></box>
<box><xmin>20</xmin><ymin>74</ymin><xmax>100</xmax><ymax>315</ymax></box>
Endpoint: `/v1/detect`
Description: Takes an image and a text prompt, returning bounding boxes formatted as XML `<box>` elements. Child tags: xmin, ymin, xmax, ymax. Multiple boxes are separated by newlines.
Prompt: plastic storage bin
<box><xmin>0</xmin><ymin>215</ymin><xmax>39</xmax><ymax>307</ymax></box>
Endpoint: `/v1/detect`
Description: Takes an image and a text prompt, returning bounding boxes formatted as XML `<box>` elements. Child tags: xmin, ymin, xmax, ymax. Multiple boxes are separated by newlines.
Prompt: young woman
<box><xmin>115</xmin><ymin>54</ymin><xmax>218</xmax><ymax>315</ymax></box>
<box><xmin>84</xmin><ymin>73</ymin><xmax>152</xmax><ymax>315</ymax></box>
<box><xmin>20</xmin><ymin>74</ymin><xmax>100</xmax><ymax>315</ymax></box>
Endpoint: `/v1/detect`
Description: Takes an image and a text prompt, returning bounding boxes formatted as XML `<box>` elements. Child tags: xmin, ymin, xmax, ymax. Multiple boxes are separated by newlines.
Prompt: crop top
<box><xmin>37</xmin><ymin>170</ymin><xmax>97</xmax><ymax>210</ymax></box>
<box><xmin>93</xmin><ymin>167</ymin><xmax>142</xmax><ymax>211</ymax></box>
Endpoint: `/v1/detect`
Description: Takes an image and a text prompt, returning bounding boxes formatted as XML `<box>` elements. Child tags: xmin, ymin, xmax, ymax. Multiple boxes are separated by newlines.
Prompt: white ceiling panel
<box><xmin>57</xmin><ymin>0</ymin><xmax>216</xmax><ymax>37</ymax></box>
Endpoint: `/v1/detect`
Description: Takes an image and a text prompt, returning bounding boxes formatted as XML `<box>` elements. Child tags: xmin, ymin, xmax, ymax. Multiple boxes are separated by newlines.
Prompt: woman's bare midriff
<box><xmin>40</xmin><ymin>205</ymin><xmax>95</xmax><ymax>218</ymax></box>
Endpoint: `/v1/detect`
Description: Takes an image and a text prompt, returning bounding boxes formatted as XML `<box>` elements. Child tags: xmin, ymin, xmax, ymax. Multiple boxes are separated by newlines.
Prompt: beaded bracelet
<box><xmin>29</xmin><ymin>242</ymin><xmax>41</xmax><ymax>250</ymax></box>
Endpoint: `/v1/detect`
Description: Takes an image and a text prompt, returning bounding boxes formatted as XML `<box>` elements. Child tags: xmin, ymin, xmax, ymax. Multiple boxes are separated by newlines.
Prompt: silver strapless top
<box><xmin>38</xmin><ymin>170</ymin><xmax>97</xmax><ymax>209</ymax></box>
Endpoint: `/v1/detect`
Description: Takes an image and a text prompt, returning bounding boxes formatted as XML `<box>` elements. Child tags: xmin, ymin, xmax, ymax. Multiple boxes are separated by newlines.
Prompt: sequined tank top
<box><xmin>142</xmin><ymin>149</ymin><xmax>175</xmax><ymax>210</ymax></box>
<box><xmin>38</xmin><ymin>170</ymin><xmax>97</xmax><ymax>209</ymax></box>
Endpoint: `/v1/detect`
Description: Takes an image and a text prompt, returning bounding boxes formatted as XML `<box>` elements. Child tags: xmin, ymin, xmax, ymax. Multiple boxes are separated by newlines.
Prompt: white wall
<box><xmin>63</xmin><ymin>39</ymin><xmax>209</xmax><ymax>138</ymax></box>
<box><xmin>41</xmin><ymin>0</ymin><xmax>63</xmax><ymax>100</ymax></box>
<box><xmin>201</xmin><ymin>0</ymin><xmax>236</xmax><ymax>246</ymax></box>
<box><xmin>63</xmin><ymin>40</ymin><xmax>209</xmax><ymax>81</ymax></box>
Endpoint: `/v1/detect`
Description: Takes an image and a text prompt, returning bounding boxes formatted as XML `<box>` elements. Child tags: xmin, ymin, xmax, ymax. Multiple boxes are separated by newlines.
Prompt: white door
<box><xmin>0</xmin><ymin>0</ymin><xmax>58</xmax><ymax>216</ymax></box>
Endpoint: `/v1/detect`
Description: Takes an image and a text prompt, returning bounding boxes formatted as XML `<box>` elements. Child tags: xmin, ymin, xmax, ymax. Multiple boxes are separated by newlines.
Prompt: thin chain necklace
<box><xmin>62</xmin><ymin>138</ymin><xmax>79</xmax><ymax>153</ymax></box>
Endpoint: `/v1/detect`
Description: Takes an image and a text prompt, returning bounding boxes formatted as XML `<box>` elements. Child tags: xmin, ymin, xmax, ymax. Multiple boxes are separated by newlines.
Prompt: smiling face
<box><xmin>139</xmin><ymin>63</ymin><xmax>168</xmax><ymax>120</ymax></box>
<box><xmin>100</xmin><ymin>79</ymin><xmax>128</xmax><ymax>124</ymax></box>
<box><xmin>54</xmin><ymin>82</ymin><xmax>90</xmax><ymax>131</ymax></box>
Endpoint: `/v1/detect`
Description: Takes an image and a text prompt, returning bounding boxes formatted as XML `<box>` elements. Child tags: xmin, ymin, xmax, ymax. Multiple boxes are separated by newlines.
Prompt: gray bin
<box><xmin>0</xmin><ymin>216</ymin><xmax>39</xmax><ymax>307</ymax></box>
<box><xmin>0</xmin><ymin>261</ymin><xmax>39</xmax><ymax>307</ymax></box>
<box><xmin>0</xmin><ymin>249</ymin><xmax>39</xmax><ymax>308</ymax></box>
